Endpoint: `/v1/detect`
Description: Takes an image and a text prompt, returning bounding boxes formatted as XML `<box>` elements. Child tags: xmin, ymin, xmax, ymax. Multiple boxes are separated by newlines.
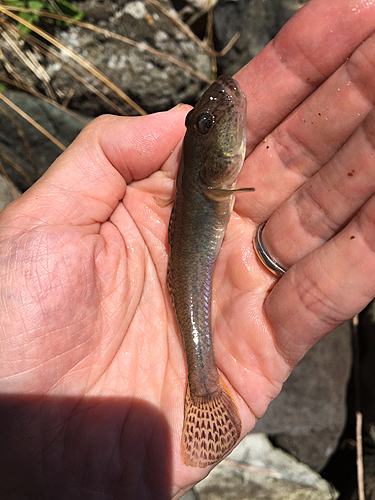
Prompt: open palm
<box><xmin>1</xmin><ymin>1</ymin><xmax>375</xmax><ymax>499</ymax></box>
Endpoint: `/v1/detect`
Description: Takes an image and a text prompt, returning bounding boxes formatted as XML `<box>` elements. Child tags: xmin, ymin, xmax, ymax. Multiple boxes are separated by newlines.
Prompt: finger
<box><xmin>258</xmin><ymin>105</ymin><xmax>375</xmax><ymax>269</ymax></box>
<box><xmin>236</xmin><ymin>25</ymin><xmax>375</xmax><ymax>221</ymax></box>
<box><xmin>266</xmin><ymin>191</ymin><xmax>375</xmax><ymax>366</ymax></box>
<box><xmin>5</xmin><ymin>107</ymin><xmax>189</xmax><ymax>228</ymax></box>
<box><xmin>236</xmin><ymin>0</ymin><xmax>375</xmax><ymax>152</ymax></box>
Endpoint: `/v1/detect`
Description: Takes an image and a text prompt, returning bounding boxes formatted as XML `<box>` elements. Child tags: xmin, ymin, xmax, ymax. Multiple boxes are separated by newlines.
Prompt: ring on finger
<box><xmin>253</xmin><ymin>222</ymin><xmax>288</xmax><ymax>277</ymax></box>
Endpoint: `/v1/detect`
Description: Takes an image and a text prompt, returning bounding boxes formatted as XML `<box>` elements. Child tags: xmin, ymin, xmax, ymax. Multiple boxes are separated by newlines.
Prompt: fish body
<box><xmin>167</xmin><ymin>75</ymin><xmax>251</xmax><ymax>468</ymax></box>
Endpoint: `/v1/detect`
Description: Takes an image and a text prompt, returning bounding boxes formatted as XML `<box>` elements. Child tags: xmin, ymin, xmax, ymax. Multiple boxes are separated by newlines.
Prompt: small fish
<box><xmin>167</xmin><ymin>75</ymin><xmax>254</xmax><ymax>467</ymax></box>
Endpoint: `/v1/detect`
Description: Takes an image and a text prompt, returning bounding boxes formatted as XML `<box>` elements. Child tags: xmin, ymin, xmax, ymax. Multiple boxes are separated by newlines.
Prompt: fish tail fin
<box><xmin>181</xmin><ymin>377</ymin><xmax>242</xmax><ymax>468</ymax></box>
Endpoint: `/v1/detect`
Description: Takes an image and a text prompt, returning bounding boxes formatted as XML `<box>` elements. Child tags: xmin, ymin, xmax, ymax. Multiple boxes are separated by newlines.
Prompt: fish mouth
<box><xmin>198</xmin><ymin>75</ymin><xmax>246</xmax><ymax>121</ymax></box>
<box><xmin>207</xmin><ymin>76</ymin><xmax>246</xmax><ymax>154</ymax></box>
<box><xmin>214</xmin><ymin>75</ymin><xmax>245</xmax><ymax>108</ymax></box>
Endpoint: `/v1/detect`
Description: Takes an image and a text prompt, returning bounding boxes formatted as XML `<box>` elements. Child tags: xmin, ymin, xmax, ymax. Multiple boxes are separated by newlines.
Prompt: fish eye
<box><xmin>195</xmin><ymin>112</ymin><xmax>214</xmax><ymax>135</ymax></box>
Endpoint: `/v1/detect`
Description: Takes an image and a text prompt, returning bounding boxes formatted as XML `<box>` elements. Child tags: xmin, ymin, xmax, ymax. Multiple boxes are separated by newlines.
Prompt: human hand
<box><xmin>0</xmin><ymin>0</ymin><xmax>375</xmax><ymax>498</ymax></box>
<box><xmin>234</xmin><ymin>0</ymin><xmax>375</xmax><ymax>365</ymax></box>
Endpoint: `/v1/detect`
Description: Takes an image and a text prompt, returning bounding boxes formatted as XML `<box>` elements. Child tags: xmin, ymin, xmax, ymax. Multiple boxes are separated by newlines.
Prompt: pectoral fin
<box><xmin>203</xmin><ymin>186</ymin><xmax>255</xmax><ymax>201</ymax></box>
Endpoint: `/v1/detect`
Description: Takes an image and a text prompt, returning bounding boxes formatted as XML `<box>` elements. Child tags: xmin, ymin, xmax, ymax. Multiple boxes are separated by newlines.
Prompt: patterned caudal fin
<box><xmin>181</xmin><ymin>377</ymin><xmax>242</xmax><ymax>467</ymax></box>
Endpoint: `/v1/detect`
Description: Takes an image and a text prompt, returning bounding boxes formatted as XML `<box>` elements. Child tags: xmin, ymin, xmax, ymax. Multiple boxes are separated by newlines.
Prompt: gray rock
<box><xmin>0</xmin><ymin>174</ymin><xmax>20</xmax><ymax>211</ymax></box>
<box><xmin>0</xmin><ymin>91</ymin><xmax>88</xmax><ymax>192</ymax></box>
<box><xmin>181</xmin><ymin>489</ymin><xmax>199</xmax><ymax>500</ymax></box>
<box><xmin>214</xmin><ymin>0</ymin><xmax>277</xmax><ymax>76</ymax></box>
<box><xmin>271</xmin><ymin>430</ymin><xmax>340</xmax><ymax>475</ymax></box>
<box><xmin>46</xmin><ymin>0</ymin><xmax>212</xmax><ymax>115</ymax></box>
<box><xmin>0</xmin><ymin>0</ymin><xmax>212</xmax><ymax>116</ymax></box>
<box><xmin>253</xmin><ymin>323</ymin><xmax>352</xmax><ymax>471</ymax></box>
<box><xmin>182</xmin><ymin>434</ymin><xmax>339</xmax><ymax>500</ymax></box>
<box><xmin>276</xmin><ymin>0</ymin><xmax>310</xmax><ymax>29</ymax></box>
<box><xmin>214</xmin><ymin>0</ymin><xmax>310</xmax><ymax>76</ymax></box>
<box><xmin>0</xmin><ymin>0</ymin><xmax>310</xmax><ymax>118</ymax></box>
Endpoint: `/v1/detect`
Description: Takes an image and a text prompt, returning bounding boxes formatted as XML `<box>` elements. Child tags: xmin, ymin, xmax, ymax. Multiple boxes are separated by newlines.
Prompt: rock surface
<box><xmin>214</xmin><ymin>0</ymin><xmax>309</xmax><ymax>75</ymax></box>
<box><xmin>0</xmin><ymin>91</ymin><xmax>87</xmax><ymax>192</ymax></box>
<box><xmin>182</xmin><ymin>434</ymin><xmax>339</xmax><ymax>500</ymax></box>
<box><xmin>0</xmin><ymin>174</ymin><xmax>19</xmax><ymax>211</ymax></box>
<box><xmin>50</xmin><ymin>0</ymin><xmax>212</xmax><ymax>114</ymax></box>
<box><xmin>0</xmin><ymin>0</ymin><xmax>310</xmax><ymax>117</ymax></box>
<box><xmin>254</xmin><ymin>323</ymin><xmax>352</xmax><ymax>471</ymax></box>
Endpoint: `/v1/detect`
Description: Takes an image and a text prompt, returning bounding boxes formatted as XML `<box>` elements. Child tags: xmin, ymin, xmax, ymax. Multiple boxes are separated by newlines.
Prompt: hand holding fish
<box><xmin>0</xmin><ymin>0</ymin><xmax>374</xmax><ymax>498</ymax></box>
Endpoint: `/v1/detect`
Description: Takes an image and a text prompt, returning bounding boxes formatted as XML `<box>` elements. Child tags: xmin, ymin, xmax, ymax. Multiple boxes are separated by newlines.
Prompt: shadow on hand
<box><xmin>0</xmin><ymin>394</ymin><xmax>172</xmax><ymax>500</ymax></box>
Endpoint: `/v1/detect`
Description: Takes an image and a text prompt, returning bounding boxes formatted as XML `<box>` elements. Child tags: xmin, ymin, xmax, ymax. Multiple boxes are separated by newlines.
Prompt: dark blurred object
<box><xmin>214</xmin><ymin>0</ymin><xmax>309</xmax><ymax>75</ymax></box>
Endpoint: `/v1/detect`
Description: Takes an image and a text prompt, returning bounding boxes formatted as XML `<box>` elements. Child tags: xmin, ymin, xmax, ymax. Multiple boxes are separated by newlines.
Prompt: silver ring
<box><xmin>253</xmin><ymin>222</ymin><xmax>287</xmax><ymax>277</ymax></box>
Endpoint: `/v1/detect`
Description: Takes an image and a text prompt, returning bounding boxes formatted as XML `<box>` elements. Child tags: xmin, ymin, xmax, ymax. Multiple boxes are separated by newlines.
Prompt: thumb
<box><xmin>3</xmin><ymin>106</ymin><xmax>189</xmax><ymax>228</ymax></box>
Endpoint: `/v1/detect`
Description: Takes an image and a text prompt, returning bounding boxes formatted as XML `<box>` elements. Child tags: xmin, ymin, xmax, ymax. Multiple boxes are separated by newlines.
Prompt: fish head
<box><xmin>184</xmin><ymin>75</ymin><xmax>247</xmax><ymax>189</ymax></box>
